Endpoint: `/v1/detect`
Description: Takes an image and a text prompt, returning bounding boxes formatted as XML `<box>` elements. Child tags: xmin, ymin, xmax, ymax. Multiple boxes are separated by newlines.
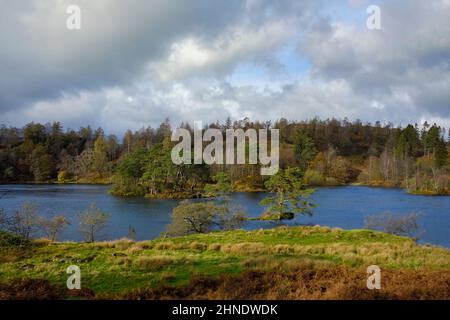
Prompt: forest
<box><xmin>0</xmin><ymin>117</ymin><xmax>449</xmax><ymax>196</ymax></box>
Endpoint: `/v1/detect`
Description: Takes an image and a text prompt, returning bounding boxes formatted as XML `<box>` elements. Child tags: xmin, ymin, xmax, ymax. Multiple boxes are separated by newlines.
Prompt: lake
<box><xmin>0</xmin><ymin>184</ymin><xmax>449</xmax><ymax>247</ymax></box>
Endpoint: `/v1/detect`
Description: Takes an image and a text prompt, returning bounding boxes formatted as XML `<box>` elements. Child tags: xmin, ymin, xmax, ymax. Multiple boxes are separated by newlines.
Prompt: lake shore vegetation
<box><xmin>0</xmin><ymin>118</ymin><xmax>448</xmax><ymax>197</ymax></box>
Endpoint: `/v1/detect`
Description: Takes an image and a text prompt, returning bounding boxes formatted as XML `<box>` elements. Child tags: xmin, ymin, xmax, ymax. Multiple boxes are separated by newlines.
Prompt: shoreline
<box><xmin>1</xmin><ymin>181</ymin><xmax>448</xmax><ymax>197</ymax></box>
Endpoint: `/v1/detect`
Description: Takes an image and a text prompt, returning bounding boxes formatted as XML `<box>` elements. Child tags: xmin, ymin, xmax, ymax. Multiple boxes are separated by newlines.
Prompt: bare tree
<box><xmin>39</xmin><ymin>215</ymin><xmax>70</xmax><ymax>241</ymax></box>
<box><xmin>365</xmin><ymin>211</ymin><xmax>422</xmax><ymax>239</ymax></box>
<box><xmin>7</xmin><ymin>202</ymin><xmax>40</xmax><ymax>240</ymax></box>
<box><xmin>78</xmin><ymin>203</ymin><xmax>110</xmax><ymax>242</ymax></box>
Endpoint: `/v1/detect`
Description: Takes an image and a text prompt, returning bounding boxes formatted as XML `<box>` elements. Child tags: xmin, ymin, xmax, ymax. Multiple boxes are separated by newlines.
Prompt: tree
<box><xmin>48</xmin><ymin>122</ymin><xmax>64</xmax><ymax>157</ymax></box>
<box><xmin>165</xmin><ymin>201</ymin><xmax>245</xmax><ymax>237</ymax></box>
<box><xmin>73</xmin><ymin>149</ymin><xmax>94</xmax><ymax>177</ymax></box>
<box><xmin>39</xmin><ymin>215</ymin><xmax>70</xmax><ymax>241</ymax></box>
<box><xmin>204</xmin><ymin>172</ymin><xmax>232</xmax><ymax>195</ymax></box>
<box><xmin>78</xmin><ymin>203</ymin><xmax>110</xmax><ymax>242</ymax></box>
<box><xmin>395</xmin><ymin>124</ymin><xmax>419</xmax><ymax>158</ymax></box>
<box><xmin>110</xmin><ymin>149</ymin><xmax>148</xmax><ymax>196</ymax></box>
<box><xmin>7</xmin><ymin>202</ymin><xmax>40</xmax><ymax>240</ymax></box>
<box><xmin>123</xmin><ymin>130</ymin><xmax>134</xmax><ymax>154</ymax></box>
<box><xmin>92</xmin><ymin>135</ymin><xmax>108</xmax><ymax>174</ymax></box>
<box><xmin>260</xmin><ymin>168</ymin><xmax>315</xmax><ymax>220</ymax></box>
<box><xmin>23</xmin><ymin>123</ymin><xmax>47</xmax><ymax>145</ymax></box>
<box><xmin>435</xmin><ymin>138</ymin><xmax>448</xmax><ymax>168</ymax></box>
<box><xmin>329</xmin><ymin>156</ymin><xmax>352</xmax><ymax>183</ymax></box>
<box><xmin>294</xmin><ymin>130</ymin><xmax>316</xmax><ymax>169</ymax></box>
<box><xmin>425</xmin><ymin>124</ymin><xmax>441</xmax><ymax>158</ymax></box>
<box><xmin>30</xmin><ymin>145</ymin><xmax>54</xmax><ymax>181</ymax></box>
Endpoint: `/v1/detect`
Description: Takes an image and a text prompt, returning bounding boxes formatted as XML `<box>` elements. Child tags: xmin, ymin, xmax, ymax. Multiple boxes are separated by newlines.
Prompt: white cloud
<box><xmin>1</xmin><ymin>0</ymin><xmax>450</xmax><ymax>133</ymax></box>
<box><xmin>149</xmin><ymin>18</ymin><xmax>298</xmax><ymax>82</ymax></box>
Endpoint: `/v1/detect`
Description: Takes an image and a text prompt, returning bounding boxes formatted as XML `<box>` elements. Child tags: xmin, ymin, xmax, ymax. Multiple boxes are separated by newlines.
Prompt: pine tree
<box><xmin>294</xmin><ymin>130</ymin><xmax>316</xmax><ymax>169</ymax></box>
<box><xmin>435</xmin><ymin>138</ymin><xmax>448</xmax><ymax>168</ymax></box>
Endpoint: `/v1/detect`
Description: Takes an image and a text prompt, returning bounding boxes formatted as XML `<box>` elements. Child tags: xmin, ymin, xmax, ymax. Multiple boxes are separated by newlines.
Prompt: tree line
<box><xmin>0</xmin><ymin>117</ymin><xmax>448</xmax><ymax>195</ymax></box>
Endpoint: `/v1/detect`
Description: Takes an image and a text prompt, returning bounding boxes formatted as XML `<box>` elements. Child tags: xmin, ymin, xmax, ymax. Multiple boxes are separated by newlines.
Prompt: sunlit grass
<box><xmin>1</xmin><ymin>225</ymin><xmax>449</xmax><ymax>297</ymax></box>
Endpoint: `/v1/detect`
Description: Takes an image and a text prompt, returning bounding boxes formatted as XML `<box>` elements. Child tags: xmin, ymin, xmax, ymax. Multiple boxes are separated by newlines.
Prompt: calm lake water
<box><xmin>1</xmin><ymin>184</ymin><xmax>449</xmax><ymax>247</ymax></box>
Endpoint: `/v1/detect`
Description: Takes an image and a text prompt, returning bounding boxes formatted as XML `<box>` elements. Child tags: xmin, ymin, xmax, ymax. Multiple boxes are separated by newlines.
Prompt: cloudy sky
<box><xmin>1</xmin><ymin>0</ymin><xmax>450</xmax><ymax>134</ymax></box>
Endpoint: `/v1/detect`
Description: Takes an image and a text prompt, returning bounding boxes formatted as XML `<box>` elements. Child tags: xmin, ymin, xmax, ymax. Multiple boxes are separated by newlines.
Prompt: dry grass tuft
<box><xmin>207</xmin><ymin>243</ymin><xmax>222</xmax><ymax>251</ymax></box>
<box><xmin>154</xmin><ymin>242</ymin><xmax>176</xmax><ymax>250</ymax></box>
<box><xmin>97</xmin><ymin>238</ymin><xmax>134</xmax><ymax>249</ymax></box>
<box><xmin>221</xmin><ymin>242</ymin><xmax>266</xmax><ymax>254</ymax></box>
<box><xmin>188</xmin><ymin>241</ymin><xmax>207</xmax><ymax>251</ymax></box>
<box><xmin>133</xmin><ymin>255</ymin><xmax>176</xmax><ymax>271</ymax></box>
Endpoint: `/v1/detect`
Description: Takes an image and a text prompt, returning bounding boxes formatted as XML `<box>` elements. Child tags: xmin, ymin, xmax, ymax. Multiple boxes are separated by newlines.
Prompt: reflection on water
<box><xmin>0</xmin><ymin>184</ymin><xmax>449</xmax><ymax>247</ymax></box>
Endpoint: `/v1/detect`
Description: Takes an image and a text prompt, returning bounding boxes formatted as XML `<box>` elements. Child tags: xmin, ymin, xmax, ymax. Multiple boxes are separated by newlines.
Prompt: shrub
<box><xmin>0</xmin><ymin>279</ymin><xmax>63</xmax><ymax>300</ymax></box>
<box><xmin>57</xmin><ymin>170</ymin><xmax>72</xmax><ymax>183</ymax></box>
<box><xmin>0</xmin><ymin>231</ymin><xmax>30</xmax><ymax>248</ymax></box>
<box><xmin>365</xmin><ymin>211</ymin><xmax>421</xmax><ymax>239</ymax></box>
<box><xmin>304</xmin><ymin>169</ymin><xmax>326</xmax><ymax>186</ymax></box>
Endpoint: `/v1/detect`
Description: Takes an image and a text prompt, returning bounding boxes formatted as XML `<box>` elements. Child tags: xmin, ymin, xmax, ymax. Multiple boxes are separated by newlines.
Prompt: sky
<box><xmin>1</xmin><ymin>0</ymin><xmax>450</xmax><ymax>134</ymax></box>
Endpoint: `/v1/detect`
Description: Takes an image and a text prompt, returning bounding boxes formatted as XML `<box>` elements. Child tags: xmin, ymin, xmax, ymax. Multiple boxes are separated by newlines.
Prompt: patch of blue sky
<box><xmin>227</xmin><ymin>63</ymin><xmax>269</xmax><ymax>88</ymax></box>
<box><xmin>277</xmin><ymin>42</ymin><xmax>310</xmax><ymax>77</ymax></box>
<box><xmin>228</xmin><ymin>40</ymin><xmax>311</xmax><ymax>91</ymax></box>
<box><xmin>324</xmin><ymin>0</ymin><xmax>371</xmax><ymax>27</ymax></box>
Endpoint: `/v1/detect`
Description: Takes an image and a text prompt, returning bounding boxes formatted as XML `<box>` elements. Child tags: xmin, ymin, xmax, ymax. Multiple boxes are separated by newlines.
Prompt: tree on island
<box><xmin>260</xmin><ymin>168</ymin><xmax>315</xmax><ymax>221</ymax></box>
<box><xmin>204</xmin><ymin>172</ymin><xmax>232</xmax><ymax>195</ymax></box>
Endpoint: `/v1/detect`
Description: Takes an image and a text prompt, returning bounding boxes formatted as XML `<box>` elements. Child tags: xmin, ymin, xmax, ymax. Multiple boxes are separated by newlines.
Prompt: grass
<box><xmin>0</xmin><ymin>226</ymin><xmax>449</xmax><ymax>299</ymax></box>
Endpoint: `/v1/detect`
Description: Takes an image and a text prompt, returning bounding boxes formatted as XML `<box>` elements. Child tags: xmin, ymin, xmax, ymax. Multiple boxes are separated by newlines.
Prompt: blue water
<box><xmin>0</xmin><ymin>184</ymin><xmax>449</xmax><ymax>247</ymax></box>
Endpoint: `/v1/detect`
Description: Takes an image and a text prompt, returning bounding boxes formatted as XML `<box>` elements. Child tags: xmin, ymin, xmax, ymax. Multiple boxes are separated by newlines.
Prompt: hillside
<box><xmin>1</xmin><ymin>226</ymin><xmax>450</xmax><ymax>299</ymax></box>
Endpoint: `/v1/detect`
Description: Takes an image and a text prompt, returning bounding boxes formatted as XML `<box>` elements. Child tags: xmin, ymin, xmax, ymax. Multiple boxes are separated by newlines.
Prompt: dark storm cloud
<box><xmin>0</xmin><ymin>0</ymin><xmax>249</xmax><ymax>110</ymax></box>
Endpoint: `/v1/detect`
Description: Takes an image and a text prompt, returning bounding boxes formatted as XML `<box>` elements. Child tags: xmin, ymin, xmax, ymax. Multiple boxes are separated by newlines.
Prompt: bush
<box><xmin>365</xmin><ymin>212</ymin><xmax>421</xmax><ymax>239</ymax></box>
<box><xmin>325</xmin><ymin>177</ymin><xmax>339</xmax><ymax>185</ymax></box>
<box><xmin>0</xmin><ymin>231</ymin><xmax>29</xmax><ymax>248</ymax></box>
<box><xmin>304</xmin><ymin>169</ymin><xmax>326</xmax><ymax>186</ymax></box>
<box><xmin>57</xmin><ymin>170</ymin><xmax>72</xmax><ymax>183</ymax></box>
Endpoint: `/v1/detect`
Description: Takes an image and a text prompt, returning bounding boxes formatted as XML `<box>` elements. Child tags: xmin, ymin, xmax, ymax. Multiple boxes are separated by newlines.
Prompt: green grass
<box><xmin>1</xmin><ymin>226</ymin><xmax>449</xmax><ymax>296</ymax></box>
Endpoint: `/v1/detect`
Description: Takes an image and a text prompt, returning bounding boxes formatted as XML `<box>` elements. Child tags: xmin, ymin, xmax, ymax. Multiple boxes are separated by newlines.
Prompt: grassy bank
<box><xmin>1</xmin><ymin>226</ymin><xmax>450</xmax><ymax>299</ymax></box>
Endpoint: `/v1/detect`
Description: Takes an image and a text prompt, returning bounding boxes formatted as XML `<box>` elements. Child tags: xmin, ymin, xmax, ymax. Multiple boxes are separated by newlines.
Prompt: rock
<box><xmin>112</xmin><ymin>252</ymin><xmax>127</xmax><ymax>257</ymax></box>
<box><xmin>76</xmin><ymin>255</ymin><xmax>96</xmax><ymax>263</ymax></box>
